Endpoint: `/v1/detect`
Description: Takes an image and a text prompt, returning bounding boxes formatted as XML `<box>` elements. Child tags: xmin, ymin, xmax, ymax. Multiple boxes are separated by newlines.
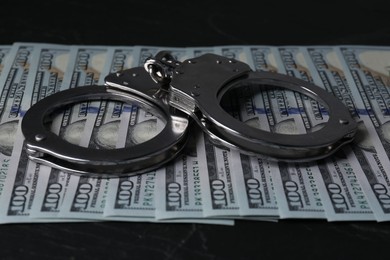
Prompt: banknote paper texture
<box><xmin>223</xmin><ymin>46</ymin><xmax>280</xmax><ymax>217</ymax></box>
<box><xmin>0</xmin><ymin>46</ymin><xmax>11</xmax><ymax>76</ymax></box>
<box><xmin>61</xmin><ymin>104</ymin><xmax>162</xmax><ymax>219</ymax></box>
<box><xmin>0</xmin><ymin>43</ymin><xmax>389</xmax><ymax>224</ymax></box>
<box><xmin>155</xmin><ymin>153</ymin><xmax>204</xmax><ymax>219</ymax></box>
<box><xmin>52</xmin><ymin>47</ymin><xmax>134</xmax><ymax>219</ymax></box>
<box><xmin>274</xmin><ymin>47</ymin><xmax>374</xmax><ymax>220</ymax></box>
<box><xmin>333</xmin><ymin>46</ymin><xmax>390</xmax><ymax>221</ymax></box>
<box><xmin>301</xmin><ymin>46</ymin><xmax>376</xmax><ymax>220</ymax></box>
<box><xmin>0</xmin><ymin>45</ymin><xmax>14</xmax><ymax>198</ymax></box>
<box><xmin>0</xmin><ymin>44</ymin><xmax>36</xmax><ymax>167</ymax></box>
<box><xmin>0</xmin><ymin>43</ymin><xmax>72</xmax><ymax>222</ymax></box>
<box><xmin>197</xmin><ymin>133</ymin><xmax>242</xmax><ymax>217</ymax></box>
<box><xmin>28</xmin><ymin>46</ymin><xmax>109</xmax><ymax>219</ymax></box>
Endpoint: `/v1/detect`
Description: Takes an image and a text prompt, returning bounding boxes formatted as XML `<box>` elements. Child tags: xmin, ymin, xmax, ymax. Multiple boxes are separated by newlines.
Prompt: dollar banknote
<box><xmin>26</xmin><ymin>46</ymin><xmax>109</xmax><ymax>219</ymax></box>
<box><xmin>99</xmin><ymin>47</ymin><xmax>232</xmax><ymax>224</ymax></box>
<box><xmin>60</xmin><ymin>103</ymin><xmax>162</xmax><ymax>218</ymax></box>
<box><xmin>164</xmin><ymin>47</ymin><xmax>269</xmax><ymax>221</ymax></box>
<box><xmin>0</xmin><ymin>43</ymin><xmax>72</xmax><ymax>222</ymax></box>
<box><xmin>30</xmin><ymin>46</ymin><xmax>130</xmax><ymax>218</ymax></box>
<box><xmin>273</xmin><ymin>46</ymin><xmax>375</xmax><ymax>220</ymax></box>
<box><xmin>215</xmin><ymin>46</ymin><xmax>248</xmax><ymax>61</ymax></box>
<box><xmin>0</xmin><ymin>46</ymin><xmax>11</xmax><ymax>75</ymax></box>
<box><xmin>155</xmin><ymin>152</ymin><xmax>204</xmax><ymax>219</ymax></box>
<box><xmin>0</xmin><ymin>44</ymin><xmax>36</xmax><ymax>163</ymax></box>
<box><xmin>272</xmin><ymin>47</ymin><xmax>375</xmax><ymax>220</ymax></box>
<box><xmin>298</xmin><ymin>46</ymin><xmax>376</xmax><ymax>220</ymax></box>
<box><xmin>200</xmin><ymin>47</ymin><xmax>280</xmax><ymax>221</ymax></box>
<box><xmin>332</xmin><ymin>46</ymin><xmax>390</xmax><ymax>221</ymax></box>
<box><xmin>245</xmin><ymin>46</ymin><xmax>278</xmax><ymax>72</ymax></box>
<box><xmin>53</xmin><ymin>47</ymin><xmax>232</xmax><ymax>224</ymax></box>
<box><xmin>197</xmin><ymin>132</ymin><xmax>242</xmax><ymax>217</ymax></box>
<box><xmin>230</xmin><ymin>153</ymin><xmax>279</xmax><ymax>217</ymax></box>
<box><xmin>0</xmin><ymin>43</ymin><xmax>40</xmax><ymax>207</ymax></box>
<box><xmin>1</xmin><ymin>43</ymin><xmax>390</xmax><ymax>224</ymax></box>
<box><xmin>0</xmin><ymin>45</ymin><xmax>13</xmax><ymax>197</ymax></box>
<box><xmin>219</xmin><ymin>46</ymin><xmax>279</xmax><ymax>217</ymax></box>
<box><xmin>62</xmin><ymin>46</ymin><xmax>172</xmax><ymax>219</ymax></box>
<box><xmin>226</xmin><ymin>47</ymin><xmax>326</xmax><ymax>218</ymax></box>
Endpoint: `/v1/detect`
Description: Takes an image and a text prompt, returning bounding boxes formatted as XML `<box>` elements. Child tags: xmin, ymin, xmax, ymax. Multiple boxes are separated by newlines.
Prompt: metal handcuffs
<box><xmin>21</xmin><ymin>51</ymin><xmax>357</xmax><ymax>177</ymax></box>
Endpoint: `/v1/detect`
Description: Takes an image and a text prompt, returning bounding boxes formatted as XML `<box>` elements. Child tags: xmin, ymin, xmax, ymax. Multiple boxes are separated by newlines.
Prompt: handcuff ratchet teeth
<box><xmin>21</xmin><ymin>51</ymin><xmax>358</xmax><ymax>177</ymax></box>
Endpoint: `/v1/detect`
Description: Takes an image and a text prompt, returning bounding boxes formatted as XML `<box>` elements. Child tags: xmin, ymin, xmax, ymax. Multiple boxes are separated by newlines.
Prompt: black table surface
<box><xmin>1</xmin><ymin>0</ymin><xmax>390</xmax><ymax>259</ymax></box>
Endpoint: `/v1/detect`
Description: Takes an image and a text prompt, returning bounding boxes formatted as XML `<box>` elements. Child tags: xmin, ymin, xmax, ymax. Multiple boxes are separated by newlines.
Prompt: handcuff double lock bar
<box><xmin>21</xmin><ymin>51</ymin><xmax>358</xmax><ymax>177</ymax></box>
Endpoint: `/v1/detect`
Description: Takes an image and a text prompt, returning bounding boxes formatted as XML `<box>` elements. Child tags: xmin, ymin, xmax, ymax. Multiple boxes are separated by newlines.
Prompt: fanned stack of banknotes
<box><xmin>0</xmin><ymin>42</ymin><xmax>390</xmax><ymax>225</ymax></box>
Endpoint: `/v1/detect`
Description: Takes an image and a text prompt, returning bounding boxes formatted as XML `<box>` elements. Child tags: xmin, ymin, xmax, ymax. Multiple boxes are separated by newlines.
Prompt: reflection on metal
<box><xmin>21</xmin><ymin>52</ymin><xmax>357</xmax><ymax>177</ymax></box>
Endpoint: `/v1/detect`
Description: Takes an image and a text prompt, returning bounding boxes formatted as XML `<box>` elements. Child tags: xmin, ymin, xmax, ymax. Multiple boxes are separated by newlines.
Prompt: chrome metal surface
<box><xmin>167</xmin><ymin>53</ymin><xmax>357</xmax><ymax>161</ymax></box>
<box><xmin>21</xmin><ymin>51</ymin><xmax>358</xmax><ymax>177</ymax></box>
<box><xmin>22</xmin><ymin>67</ymin><xmax>190</xmax><ymax>177</ymax></box>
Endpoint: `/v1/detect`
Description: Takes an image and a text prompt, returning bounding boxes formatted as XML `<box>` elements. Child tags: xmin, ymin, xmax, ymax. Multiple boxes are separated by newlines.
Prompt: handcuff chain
<box><xmin>144</xmin><ymin>51</ymin><xmax>182</xmax><ymax>85</ymax></box>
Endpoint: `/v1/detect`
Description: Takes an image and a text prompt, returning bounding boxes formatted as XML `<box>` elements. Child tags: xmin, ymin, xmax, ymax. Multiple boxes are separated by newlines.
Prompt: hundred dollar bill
<box><xmin>31</xmin><ymin>46</ymin><xmax>136</xmax><ymax>218</ymax></box>
<box><xmin>59</xmin><ymin>46</ymin><xmax>164</xmax><ymax>220</ymax></box>
<box><xmin>60</xmin><ymin>102</ymin><xmax>164</xmax><ymax>218</ymax></box>
<box><xmin>79</xmin><ymin>46</ymin><xmax>138</xmax><ymax>147</ymax></box>
<box><xmin>245</xmin><ymin>46</ymin><xmax>278</xmax><ymax>72</ymax></box>
<box><xmin>59</xmin><ymin>47</ymin><xmax>215</xmax><ymax>222</ymax></box>
<box><xmin>104</xmin><ymin>46</ymin><xmax>138</xmax><ymax>80</ymax></box>
<box><xmin>0</xmin><ymin>43</ymin><xmax>41</xmax><ymax>203</ymax></box>
<box><xmin>214</xmin><ymin>45</ymin><xmax>248</xmax><ymax>61</ymax></box>
<box><xmin>58</xmin><ymin>171</ymin><xmax>225</xmax><ymax>223</ymax></box>
<box><xmin>58</xmin><ymin>86</ymin><xmax>159</xmax><ymax>219</ymax></box>
<box><xmin>217</xmin><ymin>47</ymin><xmax>280</xmax><ymax>221</ymax></box>
<box><xmin>193</xmin><ymin>45</ymin><xmax>249</xmax><ymax>217</ymax></box>
<box><xmin>276</xmin><ymin>47</ymin><xmax>329</xmax><ymax>130</ymax></box>
<box><xmin>236</xmin><ymin>57</ymin><xmax>323</xmax><ymax>217</ymax></box>
<box><xmin>270</xmin><ymin>162</ymin><xmax>325</xmax><ymax>219</ymax></box>
<box><xmin>316</xmin><ymin>153</ymin><xmax>374</xmax><ymax>220</ymax></box>
<box><xmin>30</xmin><ymin>100</ymin><xmax>122</xmax><ymax>219</ymax></box>
<box><xmin>60</xmin><ymin>46</ymin><xmax>162</xmax><ymax>219</ymax></box>
<box><xmin>102</xmin><ymin>95</ymin><xmax>166</xmax><ymax>217</ymax></box>
<box><xmin>230</xmin><ymin>153</ymin><xmax>279</xmax><ymax>217</ymax></box>
<box><xmin>153</xmin><ymin>47</ymin><xmax>215</xmax><ymax>220</ymax></box>
<box><xmin>300</xmin><ymin>46</ymin><xmax>376</xmax><ymax>220</ymax></box>
<box><xmin>28</xmin><ymin>46</ymin><xmax>109</xmax><ymax>219</ymax></box>
<box><xmin>155</xmin><ymin>153</ymin><xmax>204</xmax><ymax>219</ymax></box>
<box><xmin>57</xmin><ymin>45</ymin><xmax>109</xmax><ymax>143</ymax></box>
<box><xmin>218</xmin><ymin>46</ymin><xmax>280</xmax><ymax>217</ymax></box>
<box><xmin>225</xmin><ymin>46</ymin><xmax>324</xmax><ymax>218</ymax></box>
<box><xmin>333</xmin><ymin>46</ymin><xmax>390</xmax><ymax>221</ymax></box>
<box><xmin>197</xmin><ymin>132</ymin><xmax>241</xmax><ymax>217</ymax></box>
<box><xmin>155</xmin><ymin>47</ymin><xmax>274</xmax><ymax>221</ymax></box>
<box><xmin>0</xmin><ymin>45</ymin><xmax>13</xmax><ymax>197</ymax></box>
<box><xmin>0</xmin><ymin>46</ymin><xmax>11</xmax><ymax>75</ymax></box>
<box><xmin>103</xmin><ymin>170</ymin><xmax>160</xmax><ymax>218</ymax></box>
<box><xmin>0</xmin><ymin>44</ymin><xmax>36</xmax><ymax>165</ymax></box>
<box><xmin>0</xmin><ymin>43</ymin><xmax>72</xmax><ymax>222</ymax></box>
<box><xmin>274</xmin><ymin>47</ymin><xmax>374</xmax><ymax>220</ymax></box>
<box><xmin>103</xmin><ymin>47</ymin><xmax>209</xmax><ymax>220</ymax></box>
<box><xmin>266</xmin><ymin>47</ymin><xmax>328</xmax><ymax>218</ymax></box>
